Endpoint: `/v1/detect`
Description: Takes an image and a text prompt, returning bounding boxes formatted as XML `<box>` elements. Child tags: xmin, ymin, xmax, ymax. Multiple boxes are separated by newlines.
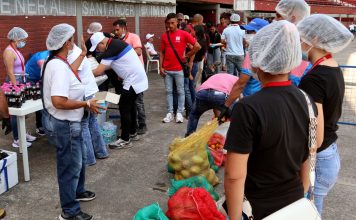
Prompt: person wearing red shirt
<box><xmin>160</xmin><ymin>13</ymin><xmax>201</xmax><ymax>123</ymax></box>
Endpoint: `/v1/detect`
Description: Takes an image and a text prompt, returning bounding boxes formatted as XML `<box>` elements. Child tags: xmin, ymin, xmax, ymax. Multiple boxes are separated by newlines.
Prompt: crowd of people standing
<box><xmin>0</xmin><ymin>0</ymin><xmax>353</xmax><ymax>219</ymax></box>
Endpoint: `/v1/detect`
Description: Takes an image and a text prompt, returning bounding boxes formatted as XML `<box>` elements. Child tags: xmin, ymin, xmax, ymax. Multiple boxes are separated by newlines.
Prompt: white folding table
<box><xmin>8</xmin><ymin>99</ymin><xmax>43</xmax><ymax>182</ymax></box>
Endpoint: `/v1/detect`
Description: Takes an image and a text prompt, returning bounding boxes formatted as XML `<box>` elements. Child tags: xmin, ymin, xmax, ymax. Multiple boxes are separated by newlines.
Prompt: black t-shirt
<box><xmin>100</xmin><ymin>38</ymin><xmax>129</xmax><ymax>60</ymax></box>
<box><xmin>299</xmin><ymin>65</ymin><xmax>345</xmax><ymax>152</ymax></box>
<box><xmin>194</xmin><ymin>38</ymin><xmax>207</xmax><ymax>62</ymax></box>
<box><xmin>208</xmin><ymin>31</ymin><xmax>221</xmax><ymax>54</ymax></box>
<box><xmin>225</xmin><ymin>83</ymin><xmax>313</xmax><ymax>219</ymax></box>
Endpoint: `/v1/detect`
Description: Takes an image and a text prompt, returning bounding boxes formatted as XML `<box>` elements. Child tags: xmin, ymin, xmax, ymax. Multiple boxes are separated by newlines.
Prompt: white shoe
<box><xmin>176</xmin><ymin>113</ymin><xmax>184</xmax><ymax>123</ymax></box>
<box><xmin>12</xmin><ymin>140</ymin><xmax>32</xmax><ymax>148</ymax></box>
<box><xmin>26</xmin><ymin>133</ymin><xmax>37</xmax><ymax>142</ymax></box>
<box><xmin>162</xmin><ymin>113</ymin><xmax>174</xmax><ymax>123</ymax></box>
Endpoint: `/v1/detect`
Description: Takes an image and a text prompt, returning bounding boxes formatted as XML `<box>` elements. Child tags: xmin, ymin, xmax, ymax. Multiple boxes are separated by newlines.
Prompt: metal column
<box><xmin>76</xmin><ymin>0</ymin><xmax>83</xmax><ymax>47</ymax></box>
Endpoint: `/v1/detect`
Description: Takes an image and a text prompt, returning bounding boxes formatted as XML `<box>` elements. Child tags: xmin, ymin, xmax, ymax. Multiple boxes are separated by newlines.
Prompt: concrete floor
<box><xmin>0</xmin><ymin>42</ymin><xmax>356</xmax><ymax>219</ymax></box>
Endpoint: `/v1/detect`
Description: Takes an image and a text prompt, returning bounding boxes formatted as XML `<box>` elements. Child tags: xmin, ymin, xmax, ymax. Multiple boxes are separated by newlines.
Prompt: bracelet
<box><xmin>86</xmin><ymin>100</ymin><xmax>91</xmax><ymax>108</ymax></box>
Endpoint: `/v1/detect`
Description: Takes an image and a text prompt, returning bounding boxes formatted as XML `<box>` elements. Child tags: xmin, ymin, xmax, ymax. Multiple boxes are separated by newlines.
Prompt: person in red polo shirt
<box><xmin>160</xmin><ymin>13</ymin><xmax>201</xmax><ymax>123</ymax></box>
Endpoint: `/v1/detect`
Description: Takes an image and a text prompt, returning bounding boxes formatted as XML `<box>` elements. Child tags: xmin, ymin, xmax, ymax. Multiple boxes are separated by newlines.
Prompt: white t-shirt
<box><xmin>221</xmin><ymin>25</ymin><xmax>246</xmax><ymax>56</ymax></box>
<box><xmin>43</xmin><ymin>59</ymin><xmax>85</xmax><ymax>122</ymax></box>
<box><xmin>101</xmin><ymin>44</ymin><xmax>148</xmax><ymax>94</ymax></box>
<box><xmin>145</xmin><ymin>42</ymin><xmax>158</xmax><ymax>55</ymax></box>
<box><xmin>67</xmin><ymin>45</ymin><xmax>99</xmax><ymax>98</ymax></box>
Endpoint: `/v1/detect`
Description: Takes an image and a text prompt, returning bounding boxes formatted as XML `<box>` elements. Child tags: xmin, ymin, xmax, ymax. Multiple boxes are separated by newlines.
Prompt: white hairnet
<box><xmin>249</xmin><ymin>20</ymin><xmax>302</xmax><ymax>74</ymax></box>
<box><xmin>297</xmin><ymin>14</ymin><xmax>354</xmax><ymax>53</ymax></box>
<box><xmin>46</xmin><ymin>24</ymin><xmax>75</xmax><ymax>51</ymax></box>
<box><xmin>87</xmin><ymin>22</ymin><xmax>102</xmax><ymax>34</ymax></box>
<box><xmin>276</xmin><ymin>0</ymin><xmax>310</xmax><ymax>24</ymax></box>
<box><xmin>7</xmin><ymin>27</ymin><xmax>28</xmax><ymax>41</ymax></box>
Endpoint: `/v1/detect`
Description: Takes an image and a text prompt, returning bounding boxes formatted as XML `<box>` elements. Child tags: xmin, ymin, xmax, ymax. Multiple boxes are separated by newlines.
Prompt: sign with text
<box><xmin>234</xmin><ymin>0</ymin><xmax>255</xmax><ymax>11</ymax></box>
<box><xmin>0</xmin><ymin>0</ymin><xmax>175</xmax><ymax>17</ymax></box>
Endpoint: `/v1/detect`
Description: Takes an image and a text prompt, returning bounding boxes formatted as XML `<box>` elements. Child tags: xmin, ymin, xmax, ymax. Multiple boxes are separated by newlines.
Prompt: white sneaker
<box><xmin>176</xmin><ymin>113</ymin><xmax>184</xmax><ymax>123</ymax></box>
<box><xmin>26</xmin><ymin>133</ymin><xmax>37</xmax><ymax>142</ymax></box>
<box><xmin>12</xmin><ymin>140</ymin><xmax>32</xmax><ymax>148</ymax></box>
<box><xmin>162</xmin><ymin>113</ymin><xmax>174</xmax><ymax>123</ymax></box>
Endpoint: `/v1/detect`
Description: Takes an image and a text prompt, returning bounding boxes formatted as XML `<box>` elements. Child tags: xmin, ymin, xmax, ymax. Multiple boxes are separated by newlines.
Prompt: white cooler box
<box><xmin>0</xmin><ymin>150</ymin><xmax>18</xmax><ymax>194</ymax></box>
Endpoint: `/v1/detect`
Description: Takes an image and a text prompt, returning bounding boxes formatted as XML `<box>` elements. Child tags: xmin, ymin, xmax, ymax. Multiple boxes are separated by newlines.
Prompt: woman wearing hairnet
<box><xmin>42</xmin><ymin>24</ymin><xmax>103</xmax><ymax>220</ymax></box>
<box><xmin>275</xmin><ymin>0</ymin><xmax>310</xmax><ymax>25</ymax></box>
<box><xmin>224</xmin><ymin>21</ymin><xmax>315</xmax><ymax>220</ymax></box>
<box><xmin>298</xmin><ymin>14</ymin><xmax>354</xmax><ymax>216</ymax></box>
<box><xmin>3</xmin><ymin>27</ymin><xmax>37</xmax><ymax>148</ymax></box>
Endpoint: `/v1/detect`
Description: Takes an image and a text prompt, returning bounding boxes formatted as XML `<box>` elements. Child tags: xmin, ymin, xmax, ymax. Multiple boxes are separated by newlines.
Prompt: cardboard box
<box><xmin>0</xmin><ymin>150</ymin><xmax>18</xmax><ymax>195</ymax></box>
<box><xmin>95</xmin><ymin>92</ymin><xmax>120</xmax><ymax>104</ymax></box>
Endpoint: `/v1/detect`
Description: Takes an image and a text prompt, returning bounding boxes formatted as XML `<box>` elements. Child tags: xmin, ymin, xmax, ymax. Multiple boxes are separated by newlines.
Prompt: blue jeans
<box><xmin>42</xmin><ymin>110</ymin><xmax>86</xmax><ymax>216</ymax></box>
<box><xmin>186</xmin><ymin>89</ymin><xmax>227</xmax><ymax>136</ymax></box>
<box><xmin>314</xmin><ymin>142</ymin><xmax>340</xmax><ymax>216</ymax></box>
<box><xmin>164</xmin><ymin>70</ymin><xmax>185</xmax><ymax>113</ymax></box>
<box><xmin>190</xmin><ymin>62</ymin><xmax>198</xmax><ymax>103</ymax></box>
<box><xmin>82</xmin><ymin>96</ymin><xmax>109</xmax><ymax>166</ymax></box>
<box><xmin>226</xmin><ymin>55</ymin><xmax>244</xmax><ymax>76</ymax></box>
<box><xmin>207</xmin><ymin>48</ymin><xmax>221</xmax><ymax>67</ymax></box>
<box><xmin>184</xmin><ymin>78</ymin><xmax>192</xmax><ymax>113</ymax></box>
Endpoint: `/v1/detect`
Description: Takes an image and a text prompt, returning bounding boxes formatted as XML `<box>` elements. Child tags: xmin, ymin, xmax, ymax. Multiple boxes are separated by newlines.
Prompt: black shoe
<box><xmin>76</xmin><ymin>191</ymin><xmax>96</xmax><ymax>202</ymax></box>
<box><xmin>137</xmin><ymin>126</ymin><xmax>147</xmax><ymax>135</ymax></box>
<box><xmin>59</xmin><ymin>211</ymin><xmax>93</xmax><ymax>220</ymax></box>
<box><xmin>36</xmin><ymin>127</ymin><xmax>46</xmax><ymax>136</ymax></box>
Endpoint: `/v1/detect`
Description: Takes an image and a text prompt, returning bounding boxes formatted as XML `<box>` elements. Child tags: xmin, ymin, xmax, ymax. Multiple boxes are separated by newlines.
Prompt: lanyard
<box><xmin>264</xmin><ymin>80</ymin><xmax>292</xmax><ymax>88</ymax></box>
<box><xmin>54</xmin><ymin>55</ymin><xmax>81</xmax><ymax>83</ymax></box>
<box><xmin>106</xmin><ymin>38</ymin><xmax>113</xmax><ymax>50</ymax></box>
<box><xmin>308</xmin><ymin>54</ymin><xmax>332</xmax><ymax>73</ymax></box>
<box><xmin>10</xmin><ymin>44</ymin><xmax>25</xmax><ymax>73</ymax></box>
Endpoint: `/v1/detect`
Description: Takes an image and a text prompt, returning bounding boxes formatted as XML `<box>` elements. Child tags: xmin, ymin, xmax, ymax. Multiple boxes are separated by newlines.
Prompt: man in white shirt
<box><xmin>68</xmin><ymin>45</ymin><xmax>109</xmax><ymax>166</ymax></box>
<box><xmin>144</xmin><ymin>33</ymin><xmax>159</xmax><ymax>60</ymax></box>
<box><xmin>221</xmin><ymin>13</ymin><xmax>247</xmax><ymax>76</ymax></box>
<box><xmin>91</xmin><ymin>32</ymin><xmax>148</xmax><ymax>149</ymax></box>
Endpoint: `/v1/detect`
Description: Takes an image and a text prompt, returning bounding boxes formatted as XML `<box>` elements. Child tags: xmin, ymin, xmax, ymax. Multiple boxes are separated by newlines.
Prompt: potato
<box><xmin>171</xmin><ymin>162</ymin><xmax>183</xmax><ymax>172</ymax></box>
<box><xmin>192</xmin><ymin>155</ymin><xmax>204</xmax><ymax>165</ymax></box>
<box><xmin>182</xmin><ymin>160</ymin><xmax>191</xmax><ymax>168</ymax></box>
<box><xmin>175</xmin><ymin>173</ymin><xmax>183</xmax><ymax>180</ymax></box>
<box><xmin>170</xmin><ymin>154</ymin><xmax>181</xmax><ymax>163</ymax></box>
<box><xmin>181</xmin><ymin>169</ymin><xmax>191</xmax><ymax>178</ymax></box>
<box><xmin>190</xmin><ymin>166</ymin><xmax>201</xmax><ymax>175</ymax></box>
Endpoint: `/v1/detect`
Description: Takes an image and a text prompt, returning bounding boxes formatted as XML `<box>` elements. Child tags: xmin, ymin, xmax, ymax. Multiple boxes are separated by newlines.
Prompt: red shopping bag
<box><xmin>166</xmin><ymin>187</ymin><xmax>226</xmax><ymax>220</ymax></box>
<box><xmin>209</xmin><ymin>147</ymin><xmax>225</xmax><ymax>167</ymax></box>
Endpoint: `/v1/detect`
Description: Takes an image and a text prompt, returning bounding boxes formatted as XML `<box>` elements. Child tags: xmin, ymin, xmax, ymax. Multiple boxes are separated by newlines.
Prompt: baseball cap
<box><xmin>230</xmin><ymin>14</ymin><xmax>240</xmax><ymax>22</ymax></box>
<box><xmin>242</xmin><ymin>18</ymin><xmax>269</xmax><ymax>31</ymax></box>
<box><xmin>146</xmin><ymin>33</ymin><xmax>154</xmax><ymax>40</ymax></box>
<box><xmin>89</xmin><ymin>32</ymin><xmax>105</xmax><ymax>52</ymax></box>
<box><xmin>184</xmin><ymin>15</ymin><xmax>190</xmax><ymax>20</ymax></box>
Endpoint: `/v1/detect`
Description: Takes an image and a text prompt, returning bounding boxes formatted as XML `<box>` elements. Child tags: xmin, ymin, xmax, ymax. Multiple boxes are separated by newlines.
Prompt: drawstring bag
<box><xmin>133</xmin><ymin>203</ymin><xmax>168</xmax><ymax>220</ymax></box>
<box><xmin>168</xmin><ymin>120</ymin><xmax>219</xmax><ymax>186</ymax></box>
<box><xmin>168</xmin><ymin>176</ymin><xmax>219</xmax><ymax>201</ymax></box>
<box><xmin>166</xmin><ymin>187</ymin><xmax>226</xmax><ymax>220</ymax></box>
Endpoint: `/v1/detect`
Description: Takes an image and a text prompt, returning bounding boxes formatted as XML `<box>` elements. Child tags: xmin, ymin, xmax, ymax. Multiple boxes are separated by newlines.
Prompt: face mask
<box><xmin>302</xmin><ymin>52</ymin><xmax>308</xmax><ymax>61</ymax></box>
<box><xmin>120</xmin><ymin>32</ymin><xmax>126</xmax><ymax>39</ymax></box>
<box><xmin>68</xmin><ymin>49</ymin><xmax>73</xmax><ymax>56</ymax></box>
<box><xmin>17</xmin><ymin>41</ymin><xmax>26</xmax><ymax>49</ymax></box>
<box><xmin>301</xmin><ymin>42</ymin><xmax>313</xmax><ymax>61</ymax></box>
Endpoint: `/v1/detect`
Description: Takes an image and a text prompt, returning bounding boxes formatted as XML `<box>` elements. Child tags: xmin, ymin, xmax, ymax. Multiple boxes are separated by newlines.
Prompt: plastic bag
<box><xmin>166</xmin><ymin>187</ymin><xmax>226</xmax><ymax>220</ymax></box>
<box><xmin>168</xmin><ymin>176</ymin><xmax>219</xmax><ymax>201</ymax></box>
<box><xmin>133</xmin><ymin>203</ymin><xmax>168</xmax><ymax>220</ymax></box>
<box><xmin>168</xmin><ymin>120</ymin><xmax>219</xmax><ymax>186</ymax></box>
<box><xmin>100</xmin><ymin>121</ymin><xmax>117</xmax><ymax>144</ymax></box>
<box><xmin>207</xmin><ymin>145</ymin><xmax>219</xmax><ymax>172</ymax></box>
<box><xmin>209</xmin><ymin>147</ymin><xmax>225</xmax><ymax>167</ymax></box>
